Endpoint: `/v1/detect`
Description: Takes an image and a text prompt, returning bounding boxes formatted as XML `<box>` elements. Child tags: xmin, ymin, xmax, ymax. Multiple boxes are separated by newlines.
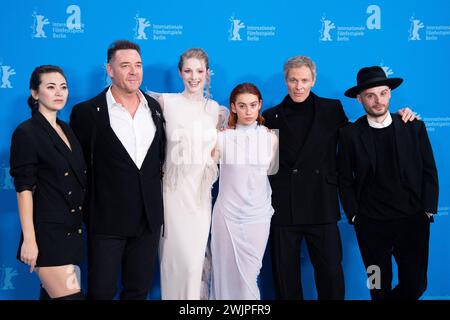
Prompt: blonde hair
<box><xmin>178</xmin><ymin>48</ymin><xmax>211</xmax><ymax>99</ymax></box>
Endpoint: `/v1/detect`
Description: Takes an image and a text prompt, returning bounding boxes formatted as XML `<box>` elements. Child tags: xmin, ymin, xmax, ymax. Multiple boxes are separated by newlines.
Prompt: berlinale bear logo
<box><xmin>1</xmin><ymin>66</ymin><xmax>16</xmax><ymax>89</ymax></box>
<box><xmin>32</xmin><ymin>5</ymin><xmax>82</xmax><ymax>39</ymax></box>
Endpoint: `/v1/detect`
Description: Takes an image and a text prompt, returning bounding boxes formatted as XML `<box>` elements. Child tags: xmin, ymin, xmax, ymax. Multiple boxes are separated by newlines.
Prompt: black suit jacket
<box><xmin>10</xmin><ymin>111</ymin><xmax>87</xmax><ymax>226</ymax></box>
<box><xmin>10</xmin><ymin>111</ymin><xmax>87</xmax><ymax>266</ymax></box>
<box><xmin>338</xmin><ymin>113</ymin><xmax>439</xmax><ymax>223</ymax></box>
<box><xmin>70</xmin><ymin>88</ymin><xmax>166</xmax><ymax>236</ymax></box>
<box><xmin>262</xmin><ymin>92</ymin><xmax>348</xmax><ymax>225</ymax></box>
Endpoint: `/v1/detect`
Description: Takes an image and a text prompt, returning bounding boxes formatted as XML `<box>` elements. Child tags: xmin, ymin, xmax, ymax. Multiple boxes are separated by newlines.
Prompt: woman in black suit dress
<box><xmin>10</xmin><ymin>65</ymin><xmax>86</xmax><ymax>300</ymax></box>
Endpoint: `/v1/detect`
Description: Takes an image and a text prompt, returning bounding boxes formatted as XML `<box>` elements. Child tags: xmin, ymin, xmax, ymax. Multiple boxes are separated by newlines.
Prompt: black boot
<box><xmin>52</xmin><ymin>291</ymin><xmax>85</xmax><ymax>300</ymax></box>
<box><xmin>39</xmin><ymin>285</ymin><xmax>51</xmax><ymax>300</ymax></box>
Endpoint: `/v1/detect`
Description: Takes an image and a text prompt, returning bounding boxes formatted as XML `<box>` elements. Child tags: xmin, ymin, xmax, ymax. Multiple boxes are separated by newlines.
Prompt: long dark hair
<box><xmin>27</xmin><ymin>65</ymin><xmax>67</xmax><ymax>114</ymax></box>
<box><xmin>228</xmin><ymin>82</ymin><xmax>264</xmax><ymax>129</ymax></box>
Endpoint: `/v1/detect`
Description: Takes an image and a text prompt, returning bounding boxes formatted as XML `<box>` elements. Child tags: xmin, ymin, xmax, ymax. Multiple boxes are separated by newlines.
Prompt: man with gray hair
<box><xmin>262</xmin><ymin>56</ymin><xmax>416</xmax><ymax>300</ymax></box>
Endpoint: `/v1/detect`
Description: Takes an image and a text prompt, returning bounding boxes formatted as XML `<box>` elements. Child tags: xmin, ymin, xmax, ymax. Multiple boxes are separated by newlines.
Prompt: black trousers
<box><xmin>270</xmin><ymin>223</ymin><xmax>345</xmax><ymax>300</ymax></box>
<box><xmin>87</xmin><ymin>221</ymin><xmax>161</xmax><ymax>300</ymax></box>
<box><xmin>354</xmin><ymin>214</ymin><xmax>430</xmax><ymax>300</ymax></box>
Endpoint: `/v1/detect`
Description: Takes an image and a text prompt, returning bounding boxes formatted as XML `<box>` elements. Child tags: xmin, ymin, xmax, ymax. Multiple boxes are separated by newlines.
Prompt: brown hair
<box><xmin>107</xmin><ymin>40</ymin><xmax>141</xmax><ymax>63</ymax></box>
<box><xmin>228</xmin><ymin>82</ymin><xmax>264</xmax><ymax>129</ymax></box>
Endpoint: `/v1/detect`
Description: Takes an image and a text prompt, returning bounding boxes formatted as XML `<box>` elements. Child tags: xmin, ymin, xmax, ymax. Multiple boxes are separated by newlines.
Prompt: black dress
<box><xmin>10</xmin><ymin>111</ymin><xmax>87</xmax><ymax>267</ymax></box>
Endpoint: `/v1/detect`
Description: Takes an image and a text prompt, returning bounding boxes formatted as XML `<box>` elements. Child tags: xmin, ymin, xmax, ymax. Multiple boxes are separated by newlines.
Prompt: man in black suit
<box><xmin>70</xmin><ymin>40</ymin><xmax>165</xmax><ymax>300</ymax></box>
<box><xmin>262</xmin><ymin>57</ymin><xmax>416</xmax><ymax>300</ymax></box>
<box><xmin>262</xmin><ymin>56</ymin><xmax>347</xmax><ymax>300</ymax></box>
<box><xmin>338</xmin><ymin>66</ymin><xmax>439</xmax><ymax>300</ymax></box>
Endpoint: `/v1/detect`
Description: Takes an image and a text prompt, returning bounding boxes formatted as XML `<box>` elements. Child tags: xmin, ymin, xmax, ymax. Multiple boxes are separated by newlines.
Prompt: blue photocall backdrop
<box><xmin>0</xmin><ymin>0</ymin><xmax>449</xmax><ymax>299</ymax></box>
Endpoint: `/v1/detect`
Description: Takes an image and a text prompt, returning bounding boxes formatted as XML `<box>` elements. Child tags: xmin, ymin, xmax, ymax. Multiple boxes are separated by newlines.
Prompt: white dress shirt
<box><xmin>367</xmin><ymin>112</ymin><xmax>392</xmax><ymax>129</ymax></box>
<box><xmin>106</xmin><ymin>87</ymin><xmax>156</xmax><ymax>169</ymax></box>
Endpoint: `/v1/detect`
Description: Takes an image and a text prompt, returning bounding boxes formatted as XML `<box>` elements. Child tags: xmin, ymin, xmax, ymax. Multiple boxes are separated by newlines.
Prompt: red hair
<box><xmin>228</xmin><ymin>82</ymin><xmax>264</xmax><ymax>129</ymax></box>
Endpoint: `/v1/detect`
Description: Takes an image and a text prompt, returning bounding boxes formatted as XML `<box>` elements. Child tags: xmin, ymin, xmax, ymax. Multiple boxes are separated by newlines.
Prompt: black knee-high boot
<box><xmin>39</xmin><ymin>285</ymin><xmax>51</xmax><ymax>300</ymax></box>
<box><xmin>52</xmin><ymin>291</ymin><xmax>85</xmax><ymax>300</ymax></box>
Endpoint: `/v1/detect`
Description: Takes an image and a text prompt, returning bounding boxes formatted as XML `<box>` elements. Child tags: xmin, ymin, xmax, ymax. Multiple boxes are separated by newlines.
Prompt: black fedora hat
<box><xmin>344</xmin><ymin>66</ymin><xmax>403</xmax><ymax>98</ymax></box>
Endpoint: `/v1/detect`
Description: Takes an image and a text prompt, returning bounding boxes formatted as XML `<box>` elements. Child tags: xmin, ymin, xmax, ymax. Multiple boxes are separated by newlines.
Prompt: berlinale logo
<box><xmin>0</xmin><ymin>164</ymin><xmax>14</xmax><ymax>189</ymax></box>
<box><xmin>0</xmin><ymin>64</ymin><xmax>16</xmax><ymax>89</ymax></box>
<box><xmin>32</xmin><ymin>13</ymin><xmax>50</xmax><ymax>38</ymax></box>
<box><xmin>409</xmin><ymin>16</ymin><xmax>424</xmax><ymax>41</ymax></box>
<box><xmin>134</xmin><ymin>14</ymin><xmax>151</xmax><ymax>40</ymax></box>
<box><xmin>0</xmin><ymin>266</ymin><xmax>18</xmax><ymax>290</ymax></box>
<box><xmin>319</xmin><ymin>5</ymin><xmax>381</xmax><ymax>42</ymax></box>
<box><xmin>319</xmin><ymin>16</ymin><xmax>335</xmax><ymax>41</ymax></box>
<box><xmin>229</xmin><ymin>15</ymin><xmax>245</xmax><ymax>41</ymax></box>
<box><xmin>31</xmin><ymin>5</ymin><xmax>84</xmax><ymax>39</ymax></box>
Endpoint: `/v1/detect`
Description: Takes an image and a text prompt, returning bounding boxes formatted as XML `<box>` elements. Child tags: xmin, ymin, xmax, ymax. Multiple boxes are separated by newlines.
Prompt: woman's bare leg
<box><xmin>36</xmin><ymin>265</ymin><xmax>81</xmax><ymax>298</ymax></box>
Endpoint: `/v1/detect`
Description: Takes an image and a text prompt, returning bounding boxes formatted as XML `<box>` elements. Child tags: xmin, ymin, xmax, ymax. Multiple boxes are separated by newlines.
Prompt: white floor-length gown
<box><xmin>210</xmin><ymin>122</ymin><xmax>276</xmax><ymax>299</ymax></box>
<box><xmin>159</xmin><ymin>93</ymin><xmax>219</xmax><ymax>300</ymax></box>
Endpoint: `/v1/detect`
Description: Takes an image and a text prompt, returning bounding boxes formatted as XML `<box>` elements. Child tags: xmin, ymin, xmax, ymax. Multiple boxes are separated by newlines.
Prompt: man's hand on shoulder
<box><xmin>397</xmin><ymin>107</ymin><xmax>420</xmax><ymax>123</ymax></box>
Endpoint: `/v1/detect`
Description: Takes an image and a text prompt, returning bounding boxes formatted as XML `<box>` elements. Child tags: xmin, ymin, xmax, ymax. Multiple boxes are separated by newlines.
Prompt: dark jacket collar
<box><xmin>32</xmin><ymin>111</ymin><xmax>86</xmax><ymax>187</ymax></box>
<box><xmin>356</xmin><ymin>113</ymin><xmax>408</xmax><ymax>174</ymax></box>
<box><xmin>88</xmin><ymin>87</ymin><xmax>163</xmax><ymax>170</ymax></box>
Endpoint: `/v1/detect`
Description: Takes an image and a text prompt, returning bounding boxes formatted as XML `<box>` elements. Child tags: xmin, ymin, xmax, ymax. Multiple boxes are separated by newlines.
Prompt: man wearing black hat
<box><xmin>262</xmin><ymin>57</ymin><xmax>418</xmax><ymax>300</ymax></box>
<box><xmin>338</xmin><ymin>66</ymin><xmax>439</xmax><ymax>300</ymax></box>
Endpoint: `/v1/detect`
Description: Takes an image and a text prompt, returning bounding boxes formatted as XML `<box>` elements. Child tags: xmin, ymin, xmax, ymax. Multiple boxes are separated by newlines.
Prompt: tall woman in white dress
<box><xmin>210</xmin><ymin>83</ymin><xmax>278</xmax><ymax>300</ymax></box>
<box><xmin>159</xmin><ymin>48</ymin><xmax>223</xmax><ymax>299</ymax></box>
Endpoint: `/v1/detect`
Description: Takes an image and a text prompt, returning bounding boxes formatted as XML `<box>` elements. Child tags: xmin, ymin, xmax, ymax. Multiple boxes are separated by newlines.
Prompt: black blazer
<box><xmin>262</xmin><ymin>92</ymin><xmax>348</xmax><ymax>225</ymax></box>
<box><xmin>338</xmin><ymin>114</ymin><xmax>439</xmax><ymax>223</ymax></box>
<box><xmin>70</xmin><ymin>88</ymin><xmax>166</xmax><ymax>236</ymax></box>
<box><xmin>10</xmin><ymin>111</ymin><xmax>87</xmax><ymax>226</ymax></box>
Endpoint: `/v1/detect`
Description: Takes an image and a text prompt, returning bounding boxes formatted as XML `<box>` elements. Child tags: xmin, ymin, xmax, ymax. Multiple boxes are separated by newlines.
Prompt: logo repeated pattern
<box><xmin>31</xmin><ymin>5</ymin><xmax>85</xmax><ymax>40</ymax></box>
<box><xmin>408</xmin><ymin>15</ymin><xmax>450</xmax><ymax>41</ymax></box>
<box><xmin>319</xmin><ymin>5</ymin><xmax>381</xmax><ymax>42</ymax></box>
<box><xmin>0</xmin><ymin>1</ymin><xmax>448</xmax><ymax>300</ymax></box>
<box><xmin>133</xmin><ymin>13</ymin><xmax>183</xmax><ymax>41</ymax></box>
<box><xmin>228</xmin><ymin>14</ymin><xmax>276</xmax><ymax>42</ymax></box>
<box><xmin>0</xmin><ymin>64</ymin><xmax>16</xmax><ymax>89</ymax></box>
